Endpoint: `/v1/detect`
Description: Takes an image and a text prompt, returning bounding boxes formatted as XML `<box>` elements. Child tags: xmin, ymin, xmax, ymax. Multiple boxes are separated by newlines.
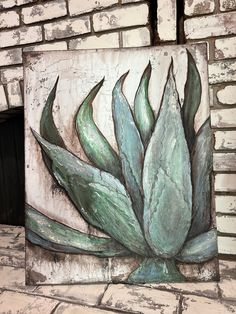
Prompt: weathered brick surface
<box><xmin>215</xmin><ymin>173</ymin><xmax>236</xmax><ymax>192</ymax></box>
<box><xmin>0</xmin><ymin>11</ymin><xmax>19</xmax><ymax>29</ymax></box>
<box><xmin>55</xmin><ymin>303</ymin><xmax>117</xmax><ymax>314</ymax></box>
<box><xmin>209</xmin><ymin>60</ymin><xmax>236</xmax><ymax>84</ymax></box>
<box><xmin>213</xmin><ymin>153</ymin><xmax>236</xmax><ymax>171</ymax></box>
<box><xmin>214</xmin><ymin>131</ymin><xmax>236</xmax><ymax>150</ymax></box>
<box><xmin>0</xmin><ymin>48</ymin><xmax>22</xmax><ymax>67</ymax></box>
<box><xmin>218</xmin><ymin>236</ymin><xmax>236</xmax><ymax>254</ymax></box>
<box><xmin>1</xmin><ymin>67</ymin><xmax>23</xmax><ymax>84</ymax></box>
<box><xmin>184</xmin><ymin>12</ymin><xmax>236</xmax><ymax>39</ymax></box>
<box><xmin>220</xmin><ymin>0</ymin><xmax>236</xmax><ymax>11</ymax></box>
<box><xmin>217</xmin><ymin>85</ymin><xmax>236</xmax><ymax>104</ymax></box>
<box><xmin>69</xmin><ymin>33</ymin><xmax>119</xmax><ymax>49</ymax></box>
<box><xmin>22</xmin><ymin>0</ymin><xmax>67</xmax><ymax>24</ymax></box>
<box><xmin>185</xmin><ymin>0</ymin><xmax>215</xmax><ymax>16</ymax></box>
<box><xmin>68</xmin><ymin>0</ymin><xmax>117</xmax><ymax>16</ymax></box>
<box><xmin>93</xmin><ymin>4</ymin><xmax>149</xmax><ymax>32</ymax></box>
<box><xmin>44</xmin><ymin>17</ymin><xmax>91</xmax><ymax>40</ymax></box>
<box><xmin>218</xmin><ymin>260</ymin><xmax>236</xmax><ymax>301</ymax></box>
<box><xmin>216</xmin><ymin>215</ymin><xmax>236</xmax><ymax>234</ymax></box>
<box><xmin>0</xmin><ymin>86</ymin><xmax>8</xmax><ymax>112</ymax></box>
<box><xmin>0</xmin><ymin>26</ymin><xmax>42</xmax><ymax>48</ymax></box>
<box><xmin>122</xmin><ymin>27</ymin><xmax>150</xmax><ymax>47</ymax></box>
<box><xmin>24</xmin><ymin>42</ymin><xmax>67</xmax><ymax>52</ymax></box>
<box><xmin>157</xmin><ymin>0</ymin><xmax>176</xmax><ymax>41</ymax></box>
<box><xmin>211</xmin><ymin>108</ymin><xmax>236</xmax><ymax>128</ymax></box>
<box><xmin>215</xmin><ymin>36</ymin><xmax>236</xmax><ymax>59</ymax></box>
<box><xmin>215</xmin><ymin>195</ymin><xmax>236</xmax><ymax>213</ymax></box>
<box><xmin>7</xmin><ymin>81</ymin><xmax>23</xmax><ymax>108</ymax></box>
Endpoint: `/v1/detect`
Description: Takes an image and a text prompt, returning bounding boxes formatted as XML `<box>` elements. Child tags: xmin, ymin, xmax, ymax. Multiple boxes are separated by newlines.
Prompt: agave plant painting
<box><xmin>25</xmin><ymin>45</ymin><xmax>219</xmax><ymax>284</ymax></box>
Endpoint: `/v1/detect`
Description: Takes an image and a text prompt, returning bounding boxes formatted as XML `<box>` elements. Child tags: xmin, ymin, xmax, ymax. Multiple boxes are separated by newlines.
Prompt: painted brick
<box><xmin>182</xmin><ymin>295</ymin><xmax>236</xmax><ymax>313</ymax></box>
<box><xmin>7</xmin><ymin>81</ymin><xmax>23</xmax><ymax>108</ymax></box>
<box><xmin>44</xmin><ymin>17</ymin><xmax>90</xmax><ymax>40</ymax></box>
<box><xmin>217</xmin><ymin>85</ymin><xmax>236</xmax><ymax>105</ymax></box>
<box><xmin>0</xmin><ymin>48</ymin><xmax>22</xmax><ymax>66</ymax></box>
<box><xmin>157</xmin><ymin>0</ymin><xmax>176</xmax><ymax>41</ymax></box>
<box><xmin>220</xmin><ymin>0</ymin><xmax>236</xmax><ymax>11</ymax></box>
<box><xmin>215</xmin><ymin>173</ymin><xmax>236</xmax><ymax>192</ymax></box>
<box><xmin>0</xmin><ymin>266</ymin><xmax>25</xmax><ymax>287</ymax></box>
<box><xmin>218</xmin><ymin>236</ymin><xmax>236</xmax><ymax>255</ymax></box>
<box><xmin>68</xmin><ymin>0</ymin><xmax>117</xmax><ymax>16</ymax></box>
<box><xmin>184</xmin><ymin>12</ymin><xmax>236</xmax><ymax>39</ymax></box>
<box><xmin>214</xmin><ymin>131</ymin><xmax>236</xmax><ymax>150</ymax></box>
<box><xmin>185</xmin><ymin>0</ymin><xmax>215</xmax><ymax>16</ymax></box>
<box><xmin>24</xmin><ymin>42</ymin><xmax>67</xmax><ymax>52</ymax></box>
<box><xmin>122</xmin><ymin>0</ymin><xmax>143</xmax><ymax>2</ymax></box>
<box><xmin>215</xmin><ymin>36</ymin><xmax>236</xmax><ymax>59</ymax></box>
<box><xmin>69</xmin><ymin>33</ymin><xmax>119</xmax><ymax>49</ymax></box>
<box><xmin>122</xmin><ymin>27</ymin><xmax>150</xmax><ymax>47</ymax></box>
<box><xmin>0</xmin><ymin>26</ymin><xmax>42</xmax><ymax>48</ymax></box>
<box><xmin>0</xmin><ymin>0</ymin><xmax>16</xmax><ymax>9</ymax></box>
<box><xmin>17</xmin><ymin>0</ymin><xmax>36</xmax><ymax>5</ymax></box>
<box><xmin>93</xmin><ymin>4</ymin><xmax>148</xmax><ymax>32</ymax></box>
<box><xmin>209</xmin><ymin>60</ymin><xmax>236</xmax><ymax>84</ymax></box>
<box><xmin>22</xmin><ymin>0</ymin><xmax>67</xmax><ymax>24</ymax></box>
<box><xmin>1</xmin><ymin>66</ymin><xmax>23</xmax><ymax>83</ymax></box>
<box><xmin>54</xmin><ymin>303</ymin><xmax>117</xmax><ymax>313</ymax></box>
<box><xmin>0</xmin><ymin>11</ymin><xmax>19</xmax><ymax>29</ymax></box>
<box><xmin>213</xmin><ymin>153</ymin><xmax>236</xmax><ymax>171</ymax></box>
<box><xmin>216</xmin><ymin>215</ymin><xmax>236</xmax><ymax>235</ymax></box>
<box><xmin>218</xmin><ymin>260</ymin><xmax>236</xmax><ymax>300</ymax></box>
<box><xmin>211</xmin><ymin>108</ymin><xmax>236</xmax><ymax>128</ymax></box>
<box><xmin>215</xmin><ymin>195</ymin><xmax>236</xmax><ymax>214</ymax></box>
<box><xmin>101</xmin><ymin>284</ymin><xmax>179</xmax><ymax>313</ymax></box>
<box><xmin>0</xmin><ymin>86</ymin><xmax>8</xmax><ymax>112</ymax></box>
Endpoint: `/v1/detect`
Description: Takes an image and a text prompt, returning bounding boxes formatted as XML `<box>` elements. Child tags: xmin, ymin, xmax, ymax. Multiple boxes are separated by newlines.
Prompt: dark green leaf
<box><xmin>32</xmin><ymin>131</ymin><xmax>151</xmax><ymax>256</ymax></box>
<box><xmin>188</xmin><ymin>118</ymin><xmax>213</xmax><ymax>238</ymax></box>
<box><xmin>26</xmin><ymin>204</ymin><xmax>130</xmax><ymax>257</ymax></box>
<box><xmin>176</xmin><ymin>229</ymin><xmax>217</xmax><ymax>263</ymax></box>
<box><xmin>112</xmin><ymin>72</ymin><xmax>144</xmax><ymax>225</ymax></box>
<box><xmin>76</xmin><ymin>79</ymin><xmax>122</xmax><ymax>180</ymax></box>
<box><xmin>143</xmin><ymin>62</ymin><xmax>192</xmax><ymax>258</ymax></box>
<box><xmin>134</xmin><ymin>62</ymin><xmax>155</xmax><ymax>147</ymax></box>
<box><xmin>182</xmin><ymin>49</ymin><xmax>202</xmax><ymax>151</ymax></box>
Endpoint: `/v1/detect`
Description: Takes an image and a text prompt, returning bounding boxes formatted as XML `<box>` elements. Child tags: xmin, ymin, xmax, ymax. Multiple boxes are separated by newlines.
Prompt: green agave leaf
<box><xmin>112</xmin><ymin>72</ymin><xmax>144</xmax><ymax>225</ymax></box>
<box><xmin>188</xmin><ymin>118</ymin><xmax>213</xmax><ymax>239</ymax></box>
<box><xmin>32</xmin><ymin>130</ymin><xmax>150</xmax><ymax>257</ymax></box>
<box><xmin>26</xmin><ymin>204</ymin><xmax>130</xmax><ymax>257</ymax></box>
<box><xmin>182</xmin><ymin>49</ymin><xmax>202</xmax><ymax>152</ymax></box>
<box><xmin>143</xmin><ymin>61</ymin><xmax>192</xmax><ymax>258</ymax></box>
<box><xmin>134</xmin><ymin>62</ymin><xmax>155</xmax><ymax>147</ymax></box>
<box><xmin>76</xmin><ymin>79</ymin><xmax>122</xmax><ymax>180</ymax></box>
<box><xmin>40</xmin><ymin>77</ymin><xmax>66</xmax><ymax>172</ymax></box>
<box><xmin>176</xmin><ymin>229</ymin><xmax>217</xmax><ymax>263</ymax></box>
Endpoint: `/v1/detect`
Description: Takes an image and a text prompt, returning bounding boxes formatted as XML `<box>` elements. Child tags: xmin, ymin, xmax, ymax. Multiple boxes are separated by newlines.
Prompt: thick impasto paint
<box><xmin>24</xmin><ymin>45</ymin><xmax>219</xmax><ymax>284</ymax></box>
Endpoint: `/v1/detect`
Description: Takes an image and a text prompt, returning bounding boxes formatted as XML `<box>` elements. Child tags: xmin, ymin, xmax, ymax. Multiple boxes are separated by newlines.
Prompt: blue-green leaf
<box><xmin>188</xmin><ymin>118</ymin><xmax>213</xmax><ymax>238</ymax></box>
<box><xmin>176</xmin><ymin>229</ymin><xmax>217</xmax><ymax>263</ymax></box>
<box><xmin>26</xmin><ymin>204</ymin><xmax>130</xmax><ymax>257</ymax></box>
<box><xmin>112</xmin><ymin>72</ymin><xmax>144</xmax><ymax>225</ymax></box>
<box><xmin>76</xmin><ymin>79</ymin><xmax>122</xmax><ymax>180</ymax></box>
<box><xmin>32</xmin><ymin>130</ymin><xmax>151</xmax><ymax>257</ymax></box>
<box><xmin>134</xmin><ymin>62</ymin><xmax>155</xmax><ymax>147</ymax></box>
<box><xmin>143</xmin><ymin>62</ymin><xmax>192</xmax><ymax>258</ymax></box>
<box><xmin>182</xmin><ymin>49</ymin><xmax>202</xmax><ymax>152</ymax></box>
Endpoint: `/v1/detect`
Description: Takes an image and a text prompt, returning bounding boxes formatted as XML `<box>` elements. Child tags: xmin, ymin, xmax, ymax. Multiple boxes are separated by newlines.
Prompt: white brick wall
<box><xmin>0</xmin><ymin>11</ymin><xmax>19</xmax><ymax>29</ymax></box>
<box><xmin>68</xmin><ymin>0</ymin><xmax>117</xmax><ymax>16</ymax></box>
<box><xmin>217</xmin><ymin>85</ymin><xmax>236</xmax><ymax>104</ymax></box>
<box><xmin>185</xmin><ymin>0</ymin><xmax>215</xmax><ymax>16</ymax></box>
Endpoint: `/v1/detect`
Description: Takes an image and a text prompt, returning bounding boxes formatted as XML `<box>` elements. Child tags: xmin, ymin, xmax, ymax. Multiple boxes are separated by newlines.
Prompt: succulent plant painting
<box><xmin>26</xmin><ymin>47</ymin><xmax>218</xmax><ymax>283</ymax></box>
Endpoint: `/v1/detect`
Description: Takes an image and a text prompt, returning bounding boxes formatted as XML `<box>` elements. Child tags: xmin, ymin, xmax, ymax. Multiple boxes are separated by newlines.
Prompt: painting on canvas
<box><xmin>24</xmin><ymin>44</ymin><xmax>219</xmax><ymax>284</ymax></box>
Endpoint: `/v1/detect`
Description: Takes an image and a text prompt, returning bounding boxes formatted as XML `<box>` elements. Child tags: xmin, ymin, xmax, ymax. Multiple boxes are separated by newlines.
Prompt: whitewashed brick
<box><xmin>0</xmin><ymin>86</ymin><xmax>8</xmax><ymax>112</ymax></box>
<box><xmin>69</xmin><ymin>0</ymin><xmax>117</xmax><ymax>16</ymax></box>
<box><xmin>220</xmin><ymin>0</ymin><xmax>236</xmax><ymax>11</ymax></box>
<box><xmin>22</xmin><ymin>0</ymin><xmax>67</xmax><ymax>24</ymax></box>
<box><xmin>218</xmin><ymin>236</ymin><xmax>236</xmax><ymax>255</ymax></box>
<box><xmin>0</xmin><ymin>48</ymin><xmax>22</xmax><ymax>66</ymax></box>
<box><xmin>24</xmin><ymin>42</ymin><xmax>67</xmax><ymax>52</ymax></box>
<box><xmin>122</xmin><ymin>0</ymin><xmax>143</xmax><ymax>2</ymax></box>
<box><xmin>93</xmin><ymin>4</ymin><xmax>148</xmax><ymax>32</ymax></box>
<box><xmin>7</xmin><ymin>81</ymin><xmax>23</xmax><ymax>108</ymax></box>
<box><xmin>0</xmin><ymin>11</ymin><xmax>19</xmax><ymax>29</ymax></box>
<box><xmin>69</xmin><ymin>33</ymin><xmax>119</xmax><ymax>49</ymax></box>
<box><xmin>217</xmin><ymin>85</ymin><xmax>236</xmax><ymax>105</ymax></box>
<box><xmin>215</xmin><ymin>37</ymin><xmax>236</xmax><ymax>59</ymax></box>
<box><xmin>215</xmin><ymin>173</ymin><xmax>236</xmax><ymax>192</ymax></box>
<box><xmin>219</xmin><ymin>260</ymin><xmax>236</xmax><ymax>300</ymax></box>
<box><xmin>217</xmin><ymin>215</ymin><xmax>236</xmax><ymax>235</ymax></box>
<box><xmin>209</xmin><ymin>60</ymin><xmax>236</xmax><ymax>84</ymax></box>
<box><xmin>17</xmin><ymin>0</ymin><xmax>36</xmax><ymax>5</ymax></box>
<box><xmin>0</xmin><ymin>0</ymin><xmax>16</xmax><ymax>9</ymax></box>
<box><xmin>44</xmin><ymin>17</ymin><xmax>90</xmax><ymax>40</ymax></box>
<box><xmin>185</xmin><ymin>0</ymin><xmax>215</xmax><ymax>16</ymax></box>
<box><xmin>122</xmin><ymin>27</ymin><xmax>150</xmax><ymax>47</ymax></box>
<box><xmin>54</xmin><ymin>303</ymin><xmax>116</xmax><ymax>313</ymax></box>
<box><xmin>213</xmin><ymin>153</ymin><xmax>236</xmax><ymax>171</ymax></box>
<box><xmin>214</xmin><ymin>131</ymin><xmax>236</xmax><ymax>150</ymax></box>
<box><xmin>215</xmin><ymin>195</ymin><xmax>236</xmax><ymax>214</ymax></box>
<box><xmin>0</xmin><ymin>26</ymin><xmax>42</xmax><ymax>48</ymax></box>
<box><xmin>1</xmin><ymin>67</ymin><xmax>23</xmax><ymax>84</ymax></box>
<box><xmin>157</xmin><ymin>0</ymin><xmax>176</xmax><ymax>41</ymax></box>
<box><xmin>185</xmin><ymin>12</ymin><xmax>236</xmax><ymax>39</ymax></box>
<box><xmin>211</xmin><ymin>109</ymin><xmax>236</xmax><ymax>128</ymax></box>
